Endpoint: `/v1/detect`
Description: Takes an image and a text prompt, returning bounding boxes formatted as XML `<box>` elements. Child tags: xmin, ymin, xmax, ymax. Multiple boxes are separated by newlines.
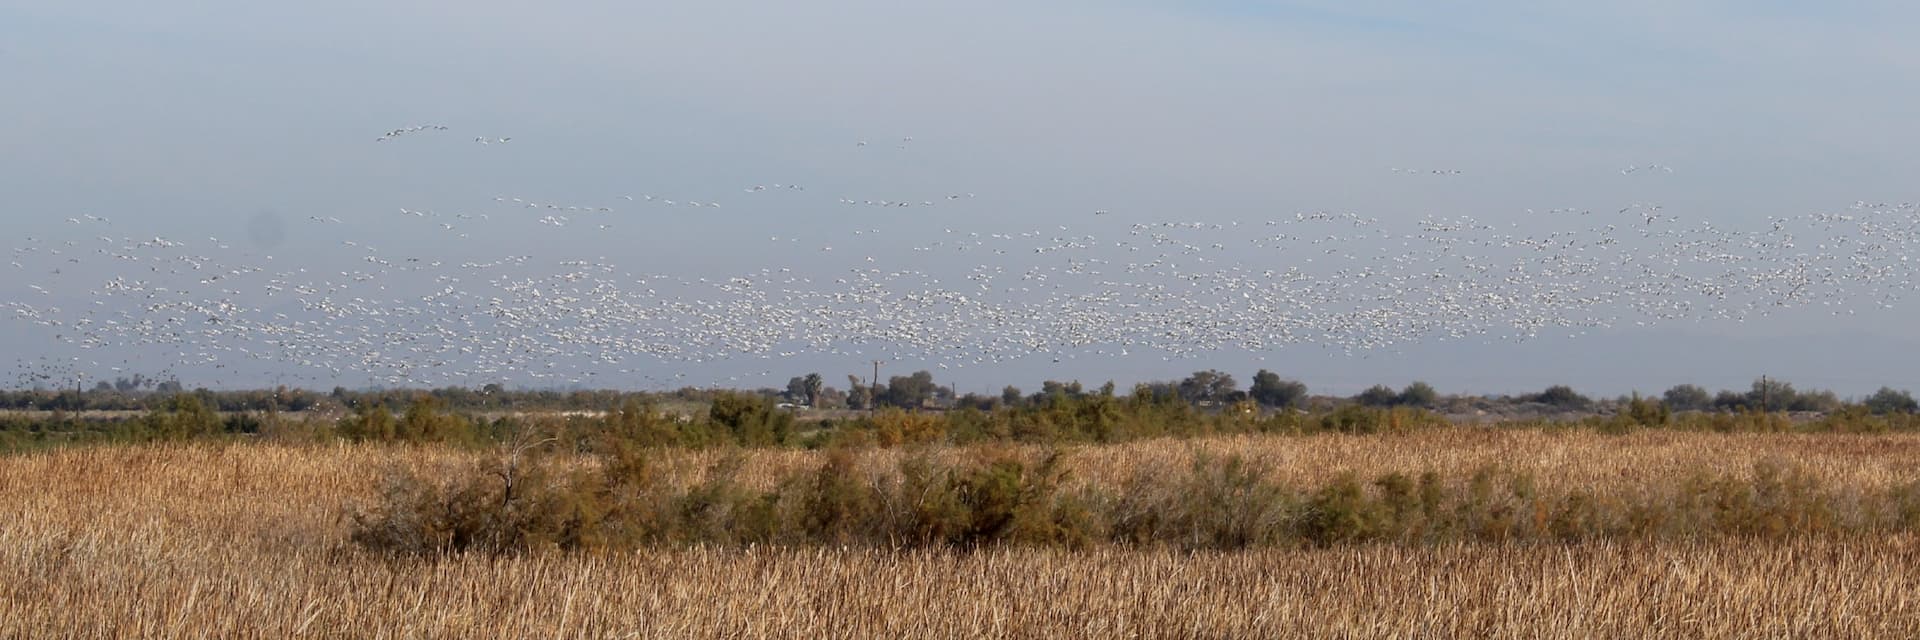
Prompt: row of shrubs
<box><xmin>12</xmin><ymin>389</ymin><xmax>1920</xmax><ymax>453</ymax></box>
<box><xmin>567</xmin><ymin>392</ymin><xmax>1920</xmax><ymax>449</ymax></box>
<box><xmin>349</xmin><ymin>442</ymin><xmax>1920</xmax><ymax>557</ymax></box>
<box><xmin>0</xmin><ymin>394</ymin><xmax>284</xmax><ymax>450</ymax></box>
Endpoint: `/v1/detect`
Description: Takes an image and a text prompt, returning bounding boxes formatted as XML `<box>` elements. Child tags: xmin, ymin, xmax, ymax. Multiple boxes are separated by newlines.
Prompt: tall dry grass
<box><xmin>3</xmin><ymin>432</ymin><xmax>1920</xmax><ymax>637</ymax></box>
<box><xmin>565</xmin><ymin>427</ymin><xmax>1920</xmax><ymax>498</ymax></box>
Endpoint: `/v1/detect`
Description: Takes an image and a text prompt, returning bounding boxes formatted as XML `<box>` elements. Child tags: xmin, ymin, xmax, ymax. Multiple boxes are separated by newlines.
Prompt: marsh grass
<box><xmin>5</xmin><ymin>432</ymin><xmax>1920</xmax><ymax>637</ymax></box>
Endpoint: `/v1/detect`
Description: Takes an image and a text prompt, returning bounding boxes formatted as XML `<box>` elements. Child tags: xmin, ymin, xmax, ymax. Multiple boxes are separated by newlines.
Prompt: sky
<box><xmin>4</xmin><ymin>1</ymin><xmax>1920</xmax><ymax>397</ymax></box>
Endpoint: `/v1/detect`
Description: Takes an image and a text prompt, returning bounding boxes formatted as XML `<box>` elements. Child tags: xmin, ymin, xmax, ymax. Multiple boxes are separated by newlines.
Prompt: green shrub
<box><xmin>896</xmin><ymin>452</ymin><xmax>971</xmax><ymax>546</ymax></box>
<box><xmin>1624</xmin><ymin>393</ymin><xmax>1670</xmax><ymax>429</ymax></box>
<box><xmin>345</xmin><ymin>446</ymin><xmax>1916</xmax><ymax>556</ymax></box>
<box><xmin>1744</xmin><ymin>459</ymin><xmax>1834</xmax><ymax>536</ymax></box>
<box><xmin>708</xmin><ymin>392</ymin><xmax>794</xmax><ymax>446</ymax></box>
<box><xmin>605</xmin><ymin>398</ymin><xmax>678</xmax><ymax>447</ymax></box>
<box><xmin>1548</xmin><ymin>490</ymin><xmax>1605</xmax><ymax>540</ymax></box>
<box><xmin>347</xmin><ymin>442</ymin><xmax>606</xmax><ymax>555</ymax></box>
<box><xmin>798</xmin><ymin>448</ymin><xmax>880</xmax><ymax>543</ymax></box>
<box><xmin>670</xmin><ymin>453</ymin><xmax>766</xmax><ymax>544</ymax></box>
<box><xmin>1108</xmin><ymin>452</ymin><xmax>1294</xmax><ymax>550</ymax></box>
<box><xmin>891</xmin><ymin>447</ymin><xmax>1080</xmax><ymax>548</ymax></box>
<box><xmin>143</xmin><ymin>394</ymin><xmax>224</xmax><ymax>440</ymax></box>
<box><xmin>1318</xmin><ymin>405</ymin><xmax>1382</xmax><ymax>434</ymax></box>
<box><xmin>337</xmin><ymin>396</ymin><xmax>477</xmax><ymax>444</ymax></box>
<box><xmin>951</xmin><ymin>450</ymin><xmax>1053</xmax><ymax>545</ymax></box>
<box><xmin>1301</xmin><ymin>473</ymin><xmax>1386</xmax><ymax>545</ymax></box>
<box><xmin>1317</xmin><ymin>405</ymin><xmax>1446</xmax><ymax>435</ymax></box>
<box><xmin>1373</xmin><ymin>472</ymin><xmax>1426</xmax><ymax>540</ymax></box>
<box><xmin>1888</xmin><ymin>480</ymin><xmax>1920</xmax><ymax>530</ymax></box>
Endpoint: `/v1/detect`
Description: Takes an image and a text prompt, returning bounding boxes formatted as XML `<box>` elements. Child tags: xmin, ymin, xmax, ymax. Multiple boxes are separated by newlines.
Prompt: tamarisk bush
<box><xmin>349</xmin><ymin>442</ymin><xmax>1920</xmax><ymax>556</ymax></box>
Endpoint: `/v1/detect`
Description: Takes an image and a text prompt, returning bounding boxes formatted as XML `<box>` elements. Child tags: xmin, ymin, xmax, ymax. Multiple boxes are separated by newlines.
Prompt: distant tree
<box><xmin>1864</xmin><ymin>387</ymin><xmax>1919</xmax><ymax>415</ymax></box>
<box><xmin>882</xmin><ymin>371</ymin><xmax>937</xmax><ymax>409</ymax></box>
<box><xmin>1529</xmin><ymin>385</ymin><xmax>1592</xmax><ymax>410</ymax></box>
<box><xmin>1036</xmin><ymin>380</ymin><xmax>1085</xmax><ymax>406</ymax></box>
<box><xmin>1397</xmin><ymin>381</ymin><xmax>1439</xmax><ymax>408</ymax></box>
<box><xmin>337</xmin><ymin>401</ymin><xmax>396</xmax><ymax>442</ymax></box>
<box><xmin>814</xmin><ymin>386</ymin><xmax>847</xmax><ymax>410</ymax></box>
<box><xmin>1130</xmin><ymin>382</ymin><xmax>1182</xmax><ymax>407</ymax></box>
<box><xmin>802</xmin><ymin>373</ymin><xmax>824</xmax><ymax>408</ymax></box>
<box><xmin>1001</xmin><ymin>386</ymin><xmax>1024</xmax><ymax>408</ymax></box>
<box><xmin>956</xmin><ymin>393</ymin><xmax>998</xmax><ymax>411</ymax></box>
<box><xmin>1623</xmin><ymin>392</ymin><xmax>1670</xmax><ymax>427</ymax></box>
<box><xmin>1789</xmin><ymin>389</ymin><xmax>1840</xmax><ymax>413</ymax></box>
<box><xmin>1177</xmin><ymin>370</ymin><xmax>1238</xmax><ymax>405</ymax></box>
<box><xmin>1354</xmin><ymin>385</ymin><xmax>1400</xmax><ymax>408</ymax></box>
<box><xmin>396</xmin><ymin>396</ymin><xmax>472</xmax><ymax>443</ymax></box>
<box><xmin>846</xmin><ymin>375</ymin><xmax>871</xmax><ymax>410</ymax></box>
<box><xmin>785</xmin><ymin>376</ymin><xmax>809</xmax><ymax>404</ymax></box>
<box><xmin>282</xmin><ymin>388</ymin><xmax>318</xmax><ymax>412</ymax></box>
<box><xmin>144</xmin><ymin>393</ymin><xmax>223</xmax><ymax>440</ymax></box>
<box><xmin>1712</xmin><ymin>390</ymin><xmax>1748</xmax><ymax>412</ymax></box>
<box><xmin>1249</xmin><ymin>370</ymin><xmax>1308</xmax><ymax>409</ymax></box>
<box><xmin>1746</xmin><ymin>378</ymin><xmax>1797</xmax><ymax>412</ymax></box>
<box><xmin>1662</xmin><ymin>384</ymin><xmax>1712</xmax><ymax>412</ymax></box>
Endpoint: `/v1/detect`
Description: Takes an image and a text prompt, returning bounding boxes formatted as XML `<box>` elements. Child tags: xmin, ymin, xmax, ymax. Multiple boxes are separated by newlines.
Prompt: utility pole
<box><xmin>870</xmin><ymin>360</ymin><xmax>884</xmax><ymax>412</ymax></box>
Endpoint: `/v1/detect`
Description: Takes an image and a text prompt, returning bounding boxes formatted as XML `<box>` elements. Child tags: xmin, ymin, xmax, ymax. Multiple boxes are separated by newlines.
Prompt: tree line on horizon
<box><xmin>3</xmin><ymin>369</ymin><xmax>1918</xmax><ymax>417</ymax></box>
<box><xmin>8</xmin><ymin>373</ymin><xmax>1920</xmax><ymax>452</ymax></box>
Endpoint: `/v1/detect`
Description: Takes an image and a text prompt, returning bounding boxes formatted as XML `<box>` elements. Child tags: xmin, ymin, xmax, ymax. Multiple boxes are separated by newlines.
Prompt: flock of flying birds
<box><xmin>7</xmin><ymin>123</ymin><xmax>1919</xmax><ymax>390</ymax></box>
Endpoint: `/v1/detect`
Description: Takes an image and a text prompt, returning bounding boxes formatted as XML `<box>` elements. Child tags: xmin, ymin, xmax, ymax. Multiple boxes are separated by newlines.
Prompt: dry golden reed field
<box><xmin>5</xmin><ymin>430</ymin><xmax>1920</xmax><ymax>638</ymax></box>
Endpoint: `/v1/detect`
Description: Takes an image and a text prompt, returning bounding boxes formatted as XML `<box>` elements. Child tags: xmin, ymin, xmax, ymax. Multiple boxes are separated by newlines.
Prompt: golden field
<box><xmin>4</xmin><ymin>430</ymin><xmax>1920</xmax><ymax>638</ymax></box>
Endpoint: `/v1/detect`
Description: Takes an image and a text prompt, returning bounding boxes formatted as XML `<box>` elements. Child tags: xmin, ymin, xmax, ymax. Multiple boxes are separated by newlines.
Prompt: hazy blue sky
<box><xmin>4</xmin><ymin>1</ymin><xmax>1919</xmax><ymax>396</ymax></box>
